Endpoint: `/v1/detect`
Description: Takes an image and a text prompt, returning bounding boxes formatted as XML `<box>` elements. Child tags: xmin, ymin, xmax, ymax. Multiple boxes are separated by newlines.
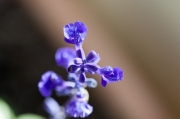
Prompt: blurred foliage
<box><xmin>16</xmin><ymin>114</ymin><xmax>45</xmax><ymax>119</ymax></box>
<box><xmin>0</xmin><ymin>98</ymin><xmax>45</xmax><ymax>119</ymax></box>
<box><xmin>0</xmin><ymin>98</ymin><xmax>15</xmax><ymax>119</ymax></box>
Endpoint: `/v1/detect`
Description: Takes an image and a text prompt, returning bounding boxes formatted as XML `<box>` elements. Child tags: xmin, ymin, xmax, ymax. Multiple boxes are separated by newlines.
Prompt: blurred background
<box><xmin>0</xmin><ymin>0</ymin><xmax>180</xmax><ymax>119</ymax></box>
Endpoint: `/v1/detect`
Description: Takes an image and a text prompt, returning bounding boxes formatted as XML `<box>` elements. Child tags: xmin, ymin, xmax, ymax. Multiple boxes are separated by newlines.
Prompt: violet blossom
<box><xmin>38</xmin><ymin>21</ymin><xmax>124</xmax><ymax>118</ymax></box>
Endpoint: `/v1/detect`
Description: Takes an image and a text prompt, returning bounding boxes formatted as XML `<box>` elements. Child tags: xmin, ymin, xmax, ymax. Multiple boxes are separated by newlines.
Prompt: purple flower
<box><xmin>38</xmin><ymin>71</ymin><xmax>64</xmax><ymax>97</ymax></box>
<box><xmin>64</xmin><ymin>21</ymin><xmax>88</xmax><ymax>45</ymax></box>
<box><xmin>55</xmin><ymin>47</ymin><xmax>76</xmax><ymax>69</ymax></box>
<box><xmin>100</xmin><ymin>66</ymin><xmax>124</xmax><ymax>87</ymax></box>
<box><xmin>68</xmin><ymin>50</ymin><xmax>100</xmax><ymax>83</ymax></box>
<box><xmin>65</xmin><ymin>88</ymin><xmax>92</xmax><ymax>118</ymax></box>
<box><xmin>66</xmin><ymin>100</ymin><xmax>93</xmax><ymax>118</ymax></box>
<box><xmin>38</xmin><ymin>21</ymin><xmax>125</xmax><ymax>119</ymax></box>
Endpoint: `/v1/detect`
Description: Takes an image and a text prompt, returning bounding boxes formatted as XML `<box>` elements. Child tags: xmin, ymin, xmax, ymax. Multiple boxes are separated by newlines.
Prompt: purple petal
<box><xmin>55</xmin><ymin>47</ymin><xmax>76</xmax><ymax>69</ymax></box>
<box><xmin>73</xmin><ymin>58</ymin><xmax>83</xmax><ymax>65</ymax></box>
<box><xmin>86</xmin><ymin>50</ymin><xmax>97</xmax><ymax>61</ymax></box>
<box><xmin>63</xmin><ymin>23</ymin><xmax>76</xmax><ymax>44</ymax></box>
<box><xmin>79</xmin><ymin>73</ymin><xmax>86</xmax><ymax>83</ymax></box>
<box><xmin>93</xmin><ymin>54</ymin><xmax>100</xmax><ymax>64</ymax></box>
<box><xmin>100</xmin><ymin>66</ymin><xmax>113</xmax><ymax>75</ymax></box>
<box><xmin>113</xmin><ymin>67</ymin><xmax>124</xmax><ymax>80</ymax></box>
<box><xmin>65</xmin><ymin>100</ymin><xmax>93</xmax><ymax>118</ymax></box>
<box><xmin>74</xmin><ymin>21</ymin><xmax>87</xmax><ymax>41</ymax></box>
<box><xmin>68</xmin><ymin>64</ymin><xmax>80</xmax><ymax>73</ymax></box>
<box><xmin>100</xmin><ymin>67</ymin><xmax>123</xmax><ymax>84</ymax></box>
<box><xmin>74</xmin><ymin>21</ymin><xmax>88</xmax><ymax>34</ymax></box>
<box><xmin>38</xmin><ymin>71</ymin><xmax>64</xmax><ymax>97</ymax></box>
<box><xmin>101</xmin><ymin>76</ymin><xmax>107</xmax><ymax>87</ymax></box>
<box><xmin>84</xmin><ymin>63</ymin><xmax>100</xmax><ymax>73</ymax></box>
<box><xmin>86</xmin><ymin>50</ymin><xmax>100</xmax><ymax>63</ymax></box>
<box><xmin>64</xmin><ymin>23</ymin><xmax>74</xmax><ymax>39</ymax></box>
<box><xmin>85</xmin><ymin>70</ymin><xmax>96</xmax><ymax>74</ymax></box>
<box><xmin>63</xmin><ymin>21</ymin><xmax>87</xmax><ymax>45</ymax></box>
<box><xmin>64</xmin><ymin>37</ymin><xmax>75</xmax><ymax>44</ymax></box>
<box><xmin>38</xmin><ymin>83</ymin><xmax>52</xmax><ymax>97</ymax></box>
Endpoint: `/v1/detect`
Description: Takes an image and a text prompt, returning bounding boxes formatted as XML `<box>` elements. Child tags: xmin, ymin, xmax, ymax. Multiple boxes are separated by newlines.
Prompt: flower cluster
<box><xmin>38</xmin><ymin>21</ymin><xmax>123</xmax><ymax>118</ymax></box>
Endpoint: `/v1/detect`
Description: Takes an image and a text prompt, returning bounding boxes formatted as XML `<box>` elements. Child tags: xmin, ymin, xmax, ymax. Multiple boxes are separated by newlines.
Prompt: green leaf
<box><xmin>0</xmin><ymin>98</ymin><xmax>15</xmax><ymax>119</ymax></box>
<box><xmin>16</xmin><ymin>113</ymin><xmax>46</xmax><ymax>119</ymax></box>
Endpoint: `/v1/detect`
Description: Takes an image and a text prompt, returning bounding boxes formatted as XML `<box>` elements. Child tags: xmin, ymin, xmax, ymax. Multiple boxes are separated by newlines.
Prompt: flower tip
<box><xmin>63</xmin><ymin>21</ymin><xmax>87</xmax><ymax>45</ymax></box>
<box><xmin>114</xmin><ymin>67</ymin><xmax>124</xmax><ymax>80</ymax></box>
<box><xmin>74</xmin><ymin>21</ymin><xmax>88</xmax><ymax>32</ymax></box>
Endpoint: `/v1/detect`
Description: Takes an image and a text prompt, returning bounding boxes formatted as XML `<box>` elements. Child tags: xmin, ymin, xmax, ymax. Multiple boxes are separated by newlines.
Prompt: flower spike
<box><xmin>38</xmin><ymin>21</ymin><xmax>124</xmax><ymax>118</ymax></box>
